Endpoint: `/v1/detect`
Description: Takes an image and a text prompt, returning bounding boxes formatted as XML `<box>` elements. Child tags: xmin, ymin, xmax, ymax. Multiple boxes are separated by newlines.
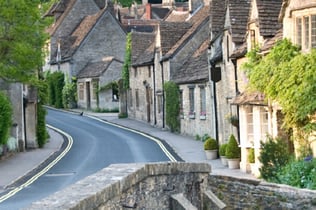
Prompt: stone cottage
<box><xmin>279</xmin><ymin>0</ymin><xmax>316</xmax><ymax>156</ymax></box>
<box><xmin>229</xmin><ymin>0</ymin><xmax>284</xmax><ymax>175</ymax></box>
<box><xmin>44</xmin><ymin>0</ymin><xmax>126</xmax><ymax>110</ymax></box>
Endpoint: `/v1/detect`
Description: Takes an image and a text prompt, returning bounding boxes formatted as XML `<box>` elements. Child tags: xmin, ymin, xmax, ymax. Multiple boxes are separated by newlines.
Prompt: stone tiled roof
<box><xmin>260</xmin><ymin>29</ymin><xmax>283</xmax><ymax>52</ymax></box>
<box><xmin>77</xmin><ymin>57</ymin><xmax>122</xmax><ymax>78</ymax></box>
<box><xmin>229</xmin><ymin>0</ymin><xmax>251</xmax><ymax>44</ymax></box>
<box><xmin>131</xmin><ymin>32</ymin><xmax>156</xmax><ymax>66</ymax></box>
<box><xmin>173</xmin><ymin>39</ymin><xmax>209</xmax><ymax>84</ymax></box>
<box><xmin>257</xmin><ymin>0</ymin><xmax>283</xmax><ymax>38</ymax></box>
<box><xmin>163</xmin><ymin>5</ymin><xmax>210</xmax><ymax>59</ymax></box>
<box><xmin>230</xmin><ymin>42</ymin><xmax>247</xmax><ymax>59</ymax></box>
<box><xmin>46</xmin><ymin>0</ymin><xmax>77</xmax><ymax>35</ymax></box>
<box><xmin>121</xmin><ymin>19</ymin><xmax>159</xmax><ymax>33</ymax></box>
<box><xmin>210</xmin><ymin>0</ymin><xmax>226</xmax><ymax>35</ymax></box>
<box><xmin>159</xmin><ymin>21</ymin><xmax>192</xmax><ymax>55</ymax></box>
<box><xmin>231</xmin><ymin>91</ymin><xmax>266</xmax><ymax>105</ymax></box>
<box><xmin>164</xmin><ymin>10</ymin><xmax>190</xmax><ymax>22</ymax></box>
<box><xmin>151</xmin><ymin>7</ymin><xmax>171</xmax><ymax>19</ymax></box>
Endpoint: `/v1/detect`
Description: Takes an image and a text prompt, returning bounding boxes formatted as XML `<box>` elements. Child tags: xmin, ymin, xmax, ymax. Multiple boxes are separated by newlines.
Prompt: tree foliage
<box><xmin>243</xmin><ymin>39</ymin><xmax>316</xmax><ymax>134</ymax></box>
<box><xmin>46</xmin><ymin>71</ymin><xmax>65</xmax><ymax>108</ymax></box>
<box><xmin>122</xmin><ymin>33</ymin><xmax>131</xmax><ymax>90</ymax></box>
<box><xmin>164</xmin><ymin>81</ymin><xmax>180</xmax><ymax>132</ymax></box>
<box><xmin>0</xmin><ymin>0</ymin><xmax>48</xmax><ymax>83</ymax></box>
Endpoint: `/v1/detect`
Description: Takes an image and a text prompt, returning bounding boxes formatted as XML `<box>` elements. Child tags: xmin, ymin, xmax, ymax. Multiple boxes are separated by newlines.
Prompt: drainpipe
<box><xmin>153</xmin><ymin>62</ymin><xmax>157</xmax><ymax>125</ymax></box>
<box><xmin>232</xmin><ymin>58</ymin><xmax>240</xmax><ymax>142</ymax></box>
<box><xmin>160</xmin><ymin>60</ymin><xmax>165</xmax><ymax>129</ymax></box>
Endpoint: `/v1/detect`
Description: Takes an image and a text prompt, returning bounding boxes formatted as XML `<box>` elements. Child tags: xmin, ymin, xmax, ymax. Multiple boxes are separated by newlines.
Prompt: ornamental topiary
<box><xmin>204</xmin><ymin>137</ymin><xmax>218</xmax><ymax>150</ymax></box>
<box><xmin>226</xmin><ymin>134</ymin><xmax>240</xmax><ymax>159</ymax></box>
<box><xmin>248</xmin><ymin>148</ymin><xmax>255</xmax><ymax>163</ymax></box>
<box><xmin>219</xmin><ymin>143</ymin><xmax>228</xmax><ymax>156</ymax></box>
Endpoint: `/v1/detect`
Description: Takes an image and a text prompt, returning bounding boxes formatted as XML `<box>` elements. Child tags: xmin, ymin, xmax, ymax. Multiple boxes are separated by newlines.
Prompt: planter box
<box><xmin>205</xmin><ymin>150</ymin><xmax>218</xmax><ymax>160</ymax></box>
<box><xmin>227</xmin><ymin>158</ymin><xmax>240</xmax><ymax>169</ymax></box>
<box><xmin>220</xmin><ymin>156</ymin><xmax>228</xmax><ymax>166</ymax></box>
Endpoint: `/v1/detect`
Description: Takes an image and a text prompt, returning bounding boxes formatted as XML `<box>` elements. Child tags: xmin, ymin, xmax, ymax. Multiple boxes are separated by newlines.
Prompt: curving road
<box><xmin>0</xmin><ymin>109</ymin><xmax>174</xmax><ymax>209</ymax></box>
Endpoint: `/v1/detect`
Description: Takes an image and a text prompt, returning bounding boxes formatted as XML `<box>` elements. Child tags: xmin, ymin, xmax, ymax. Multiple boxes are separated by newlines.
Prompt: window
<box><xmin>189</xmin><ymin>87</ymin><xmax>195</xmax><ymax>117</ymax></box>
<box><xmin>129</xmin><ymin>89</ymin><xmax>133</xmax><ymax>107</ymax></box>
<box><xmin>295</xmin><ymin>14</ymin><xmax>316</xmax><ymax>50</ymax></box>
<box><xmin>148</xmin><ymin>66</ymin><xmax>151</xmax><ymax>78</ymax></box>
<box><xmin>260</xmin><ymin>107</ymin><xmax>269</xmax><ymax>139</ymax></box>
<box><xmin>200</xmin><ymin>86</ymin><xmax>206</xmax><ymax>118</ymax></box>
<box><xmin>157</xmin><ymin>94</ymin><xmax>163</xmax><ymax>113</ymax></box>
<box><xmin>179</xmin><ymin>90</ymin><xmax>183</xmax><ymax>118</ymax></box>
<box><xmin>226</xmin><ymin>35</ymin><xmax>230</xmax><ymax>61</ymax></box>
<box><xmin>134</xmin><ymin>68</ymin><xmax>137</xmax><ymax>77</ymax></box>
<box><xmin>312</xmin><ymin>15</ymin><xmax>316</xmax><ymax>48</ymax></box>
<box><xmin>135</xmin><ymin>89</ymin><xmax>139</xmax><ymax>109</ymax></box>
<box><xmin>78</xmin><ymin>83</ymin><xmax>84</xmax><ymax>100</ymax></box>
<box><xmin>112</xmin><ymin>83</ymin><xmax>119</xmax><ymax>101</ymax></box>
<box><xmin>246</xmin><ymin>107</ymin><xmax>254</xmax><ymax>145</ymax></box>
<box><xmin>92</xmin><ymin>81</ymin><xmax>98</xmax><ymax>100</ymax></box>
<box><xmin>250</xmin><ymin>30</ymin><xmax>256</xmax><ymax>49</ymax></box>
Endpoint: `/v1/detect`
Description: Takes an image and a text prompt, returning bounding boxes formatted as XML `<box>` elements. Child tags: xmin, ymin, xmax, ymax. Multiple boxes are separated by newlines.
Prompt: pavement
<box><xmin>0</xmin><ymin>110</ymin><xmax>257</xmax><ymax>194</ymax></box>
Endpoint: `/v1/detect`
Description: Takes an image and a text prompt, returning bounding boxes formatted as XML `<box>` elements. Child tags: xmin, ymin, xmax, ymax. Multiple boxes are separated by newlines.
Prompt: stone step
<box><xmin>170</xmin><ymin>193</ymin><xmax>198</xmax><ymax>210</ymax></box>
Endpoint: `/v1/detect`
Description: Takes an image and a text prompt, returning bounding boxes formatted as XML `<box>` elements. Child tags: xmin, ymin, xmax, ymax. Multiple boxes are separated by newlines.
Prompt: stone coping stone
<box><xmin>24</xmin><ymin>162</ymin><xmax>211</xmax><ymax>210</ymax></box>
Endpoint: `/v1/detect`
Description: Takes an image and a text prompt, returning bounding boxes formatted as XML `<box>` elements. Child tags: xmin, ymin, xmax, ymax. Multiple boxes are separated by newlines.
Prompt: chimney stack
<box><xmin>146</xmin><ymin>3</ymin><xmax>152</xmax><ymax>20</ymax></box>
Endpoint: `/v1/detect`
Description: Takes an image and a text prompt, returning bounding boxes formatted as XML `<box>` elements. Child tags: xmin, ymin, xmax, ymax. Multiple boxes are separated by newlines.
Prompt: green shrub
<box><xmin>195</xmin><ymin>134</ymin><xmax>201</xmax><ymax>141</ymax></box>
<box><xmin>259</xmin><ymin>136</ymin><xmax>291</xmax><ymax>182</ymax></box>
<box><xmin>0</xmin><ymin>92</ymin><xmax>12</xmax><ymax>145</ymax></box>
<box><xmin>204</xmin><ymin>138</ymin><xmax>218</xmax><ymax>150</ymax></box>
<box><xmin>219</xmin><ymin>143</ymin><xmax>227</xmax><ymax>156</ymax></box>
<box><xmin>164</xmin><ymin>81</ymin><xmax>180</xmax><ymax>132</ymax></box>
<box><xmin>226</xmin><ymin>134</ymin><xmax>240</xmax><ymax>159</ymax></box>
<box><xmin>248</xmin><ymin>148</ymin><xmax>255</xmax><ymax>163</ymax></box>
<box><xmin>46</xmin><ymin>71</ymin><xmax>64</xmax><ymax>108</ymax></box>
<box><xmin>201</xmin><ymin>134</ymin><xmax>210</xmax><ymax>142</ymax></box>
<box><xmin>62</xmin><ymin>76</ymin><xmax>77</xmax><ymax>109</ymax></box>
<box><xmin>36</xmin><ymin>82</ymin><xmax>49</xmax><ymax>148</ymax></box>
<box><xmin>276</xmin><ymin>158</ymin><xmax>316</xmax><ymax>190</ymax></box>
<box><xmin>118</xmin><ymin>112</ymin><xmax>128</xmax><ymax>118</ymax></box>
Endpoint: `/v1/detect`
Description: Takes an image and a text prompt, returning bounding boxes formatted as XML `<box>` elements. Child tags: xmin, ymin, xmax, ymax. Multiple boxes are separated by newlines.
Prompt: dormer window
<box><xmin>250</xmin><ymin>29</ymin><xmax>256</xmax><ymax>49</ymax></box>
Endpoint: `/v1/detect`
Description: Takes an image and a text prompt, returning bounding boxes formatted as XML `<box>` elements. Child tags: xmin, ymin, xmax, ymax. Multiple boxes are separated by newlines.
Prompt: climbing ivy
<box><xmin>164</xmin><ymin>81</ymin><xmax>180</xmax><ymax>132</ymax></box>
<box><xmin>122</xmin><ymin>33</ymin><xmax>131</xmax><ymax>90</ymax></box>
<box><xmin>243</xmin><ymin>39</ymin><xmax>316</xmax><ymax>157</ymax></box>
<box><xmin>0</xmin><ymin>91</ymin><xmax>12</xmax><ymax>145</ymax></box>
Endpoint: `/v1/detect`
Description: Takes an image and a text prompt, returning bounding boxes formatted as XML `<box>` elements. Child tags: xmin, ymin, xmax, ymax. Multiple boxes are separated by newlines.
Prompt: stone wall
<box><xmin>208</xmin><ymin>175</ymin><xmax>316</xmax><ymax>210</ymax></box>
<box><xmin>25</xmin><ymin>162</ymin><xmax>316</xmax><ymax>210</ymax></box>
<box><xmin>25</xmin><ymin>162</ymin><xmax>211</xmax><ymax>210</ymax></box>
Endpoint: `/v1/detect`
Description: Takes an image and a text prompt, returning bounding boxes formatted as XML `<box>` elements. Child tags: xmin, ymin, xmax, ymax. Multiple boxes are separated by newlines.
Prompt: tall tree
<box><xmin>0</xmin><ymin>0</ymin><xmax>48</xmax><ymax>83</ymax></box>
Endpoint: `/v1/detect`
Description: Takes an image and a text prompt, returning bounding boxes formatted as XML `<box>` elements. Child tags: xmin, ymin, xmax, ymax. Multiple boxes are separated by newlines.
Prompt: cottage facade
<box><xmin>280</xmin><ymin>0</ymin><xmax>316</xmax><ymax>156</ymax></box>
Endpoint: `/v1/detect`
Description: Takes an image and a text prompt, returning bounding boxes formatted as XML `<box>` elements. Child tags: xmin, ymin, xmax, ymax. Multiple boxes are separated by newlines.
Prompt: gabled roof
<box><xmin>164</xmin><ymin>10</ymin><xmax>190</xmax><ymax>22</ymax></box>
<box><xmin>131</xmin><ymin>32</ymin><xmax>156</xmax><ymax>66</ymax></box>
<box><xmin>46</xmin><ymin>0</ymin><xmax>77</xmax><ymax>35</ymax></box>
<box><xmin>51</xmin><ymin>6</ymin><xmax>125</xmax><ymax>63</ymax></box>
<box><xmin>159</xmin><ymin>21</ymin><xmax>192</xmax><ymax>55</ymax></box>
<box><xmin>173</xmin><ymin>39</ymin><xmax>209</xmax><ymax>84</ymax></box>
<box><xmin>228</xmin><ymin>0</ymin><xmax>251</xmax><ymax>44</ymax></box>
<box><xmin>256</xmin><ymin>0</ymin><xmax>283</xmax><ymax>37</ymax></box>
<box><xmin>260</xmin><ymin>29</ymin><xmax>283</xmax><ymax>53</ymax></box>
<box><xmin>77</xmin><ymin>57</ymin><xmax>123</xmax><ymax>78</ymax></box>
<box><xmin>231</xmin><ymin>91</ymin><xmax>266</xmax><ymax>106</ymax></box>
<box><xmin>162</xmin><ymin>5</ymin><xmax>210</xmax><ymax>59</ymax></box>
<box><xmin>210</xmin><ymin>0</ymin><xmax>227</xmax><ymax>36</ymax></box>
<box><xmin>121</xmin><ymin>19</ymin><xmax>159</xmax><ymax>33</ymax></box>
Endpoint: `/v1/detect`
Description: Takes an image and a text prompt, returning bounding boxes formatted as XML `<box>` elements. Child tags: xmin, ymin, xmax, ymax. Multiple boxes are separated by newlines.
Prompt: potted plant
<box><xmin>226</xmin><ymin>134</ymin><xmax>241</xmax><ymax>169</ymax></box>
<box><xmin>219</xmin><ymin>143</ymin><xmax>228</xmax><ymax>166</ymax></box>
<box><xmin>204</xmin><ymin>137</ymin><xmax>218</xmax><ymax>160</ymax></box>
<box><xmin>248</xmin><ymin>148</ymin><xmax>256</xmax><ymax>175</ymax></box>
<box><xmin>227</xmin><ymin>115</ymin><xmax>239</xmax><ymax>127</ymax></box>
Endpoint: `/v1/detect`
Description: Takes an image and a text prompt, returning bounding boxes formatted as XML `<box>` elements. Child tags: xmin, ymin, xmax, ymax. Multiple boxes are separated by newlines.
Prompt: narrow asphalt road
<box><xmin>0</xmin><ymin>109</ymin><xmax>174</xmax><ymax>209</ymax></box>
